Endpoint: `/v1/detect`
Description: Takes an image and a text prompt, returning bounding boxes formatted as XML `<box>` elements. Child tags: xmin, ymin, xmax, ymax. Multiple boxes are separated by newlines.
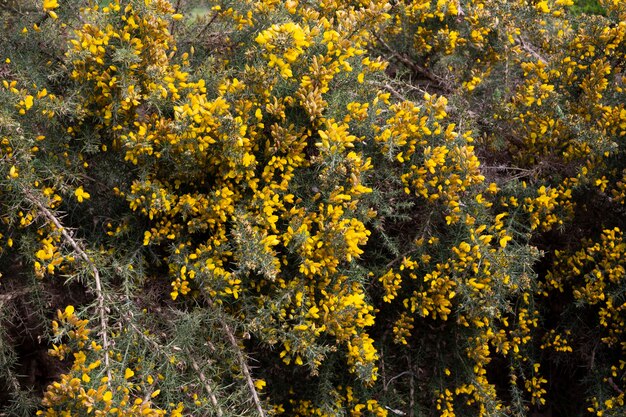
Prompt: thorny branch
<box><xmin>516</xmin><ymin>36</ymin><xmax>547</xmax><ymax>65</ymax></box>
<box><xmin>205</xmin><ymin>296</ymin><xmax>266</xmax><ymax>417</ymax></box>
<box><xmin>24</xmin><ymin>189</ymin><xmax>112</xmax><ymax>383</ymax></box>
<box><xmin>368</xmin><ymin>80</ymin><xmax>409</xmax><ymax>102</ymax></box>
<box><xmin>373</xmin><ymin>33</ymin><xmax>452</xmax><ymax>93</ymax></box>
<box><xmin>120</xmin><ymin>309</ymin><xmax>224</xmax><ymax>414</ymax></box>
<box><xmin>190</xmin><ymin>357</ymin><xmax>224</xmax><ymax>417</ymax></box>
<box><xmin>196</xmin><ymin>11</ymin><xmax>220</xmax><ymax>40</ymax></box>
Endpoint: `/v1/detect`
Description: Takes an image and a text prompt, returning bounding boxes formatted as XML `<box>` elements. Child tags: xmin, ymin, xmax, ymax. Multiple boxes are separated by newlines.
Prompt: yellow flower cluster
<box><xmin>256</xmin><ymin>22</ymin><xmax>311</xmax><ymax>79</ymax></box>
<box><xmin>40</xmin><ymin>306</ymin><xmax>183</xmax><ymax>417</ymax></box>
<box><xmin>523</xmin><ymin>184</ymin><xmax>573</xmax><ymax>231</ymax></box>
<box><xmin>549</xmin><ymin>228</ymin><xmax>626</xmax><ymax>341</ymax></box>
<box><xmin>67</xmin><ymin>0</ymin><xmax>184</xmax><ymax>128</ymax></box>
<box><xmin>540</xmin><ymin>329</ymin><xmax>573</xmax><ymax>353</ymax></box>
<box><xmin>545</xmin><ymin>227</ymin><xmax>626</xmax><ymax>414</ymax></box>
<box><xmin>288</xmin><ymin>385</ymin><xmax>388</xmax><ymax>417</ymax></box>
<box><xmin>69</xmin><ymin>0</ymin><xmax>392</xmax><ymax>392</ymax></box>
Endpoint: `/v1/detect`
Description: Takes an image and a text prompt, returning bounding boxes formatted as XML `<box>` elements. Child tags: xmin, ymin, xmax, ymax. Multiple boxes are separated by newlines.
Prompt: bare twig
<box><xmin>222</xmin><ymin>319</ymin><xmax>265</xmax><ymax>417</ymax></box>
<box><xmin>205</xmin><ymin>297</ymin><xmax>265</xmax><ymax>417</ymax></box>
<box><xmin>190</xmin><ymin>357</ymin><xmax>224</xmax><ymax>417</ymax></box>
<box><xmin>608</xmin><ymin>377</ymin><xmax>624</xmax><ymax>395</ymax></box>
<box><xmin>373</xmin><ymin>33</ymin><xmax>452</xmax><ymax>93</ymax></box>
<box><xmin>0</xmin><ymin>287</ymin><xmax>30</xmax><ymax>306</ymax></box>
<box><xmin>385</xmin><ymin>77</ymin><xmax>431</xmax><ymax>97</ymax></box>
<box><xmin>170</xmin><ymin>0</ymin><xmax>182</xmax><ymax>34</ymax></box>
<box><xmin>368</xmin><ymin>81</ymin><xmax>409</xmax><ymax>102</ymax></box>
<box><xmin>25</xmin><ymin>190</ymin><xmax>112</xmax><ymax>383</ymax></box>
<box><xmin>409</xmin><ymin>363</ymin><xmax>415</xmax><ymax>417</ymax></box>
<box><xmin>385</xmin><ymin>406</ymin><xmax>407</xmax><ymax>416</ymax></box>
<box><xmin>516</xmin><ymin>37</ymin><xmax>547</xmax><ymax>65</ymax></box>
<box><xmin>385</xmin><ymin>249</ymin><xmax>418</xmax><ymax>269</ymax></box>
<box><xmin>482</xmin><ymin>165</ymin><xmax>530</xmax><ymax>171</ymax></box>
<box><xmin>383</xmin><ymin>370</ymin><xmax>412</xmax><ymax>391</ymax></box>
<box><xmin>196</xmin><ymin>11</ymin><xmax>220</xmax><ymax>40</ymax></box>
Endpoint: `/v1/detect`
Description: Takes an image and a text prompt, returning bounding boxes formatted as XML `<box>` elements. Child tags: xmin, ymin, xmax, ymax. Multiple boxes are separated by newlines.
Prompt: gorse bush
<box><xmin>1</xmin><ymin>0</ymin><xmax>626</xmax><ymax>416</ymax></box>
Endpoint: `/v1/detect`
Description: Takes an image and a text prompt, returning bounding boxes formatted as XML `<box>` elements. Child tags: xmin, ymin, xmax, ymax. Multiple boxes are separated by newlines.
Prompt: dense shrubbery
<box><xmin>1</xmin><ymin>0</ymin><xmax>626</xmax><ymax>416</ymax></box>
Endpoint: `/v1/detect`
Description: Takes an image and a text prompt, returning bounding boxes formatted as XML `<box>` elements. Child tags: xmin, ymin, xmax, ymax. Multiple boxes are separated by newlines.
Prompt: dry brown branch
<box><xmin>0</xmin><ymin>287</ymin><xmax>29</xmax><ymax>306</ymax></box>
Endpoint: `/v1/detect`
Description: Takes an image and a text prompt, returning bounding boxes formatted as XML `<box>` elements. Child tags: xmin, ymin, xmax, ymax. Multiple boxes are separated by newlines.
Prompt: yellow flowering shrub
<box><xmin>2</xmin><ymin>0</ymin><xmax>626</xmax><ymax>416</ymax></box>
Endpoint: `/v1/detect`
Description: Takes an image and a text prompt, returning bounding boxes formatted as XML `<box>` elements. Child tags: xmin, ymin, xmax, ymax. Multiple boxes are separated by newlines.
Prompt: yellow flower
<box><xmin>535</xmin><ymin>0</ymin><xmax>550</xmax><ymax>13</ymax></box>
<box><xmin>24</xmin><ymin>95</ymin><xmax>34</xmax><ymax>110</ymax></box>
<box><xmin>74</xmin><ymin>186</ymin><xmax>90</xmax><ymax>203</ymax></box>
<box><xmin>102</xmin><ymin>391</ymin><xmax>113</xmax><ymax>402</ymax></box>
<box><xmin>254</xmin><ymin>379</ymin><xmax>266</xmax><ymax>390</ymax></box>
<box><xmin>42</xmin><ymin>0</ymin><xmax>59</xmax><ymax>11</ymax></box>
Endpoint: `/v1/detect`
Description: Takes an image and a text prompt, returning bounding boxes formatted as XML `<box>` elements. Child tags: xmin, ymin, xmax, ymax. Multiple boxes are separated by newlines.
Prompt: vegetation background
<box><xmin>1</xmin><ymin>0</ymin><xmax>626</xmax><ymax>416</ymax></box>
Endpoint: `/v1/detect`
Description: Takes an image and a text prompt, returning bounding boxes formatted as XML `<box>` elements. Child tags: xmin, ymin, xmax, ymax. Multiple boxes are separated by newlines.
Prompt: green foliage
<box><xmin>571</xmin><ymin>0</ymin><xmax>606</xmax><ymax>15</ymax></box>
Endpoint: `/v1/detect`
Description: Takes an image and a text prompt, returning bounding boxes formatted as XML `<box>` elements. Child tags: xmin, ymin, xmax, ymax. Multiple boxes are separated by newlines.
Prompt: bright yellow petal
<box><xmin>43</xmin><ymin>0</ymin><xmax>59</xmax><ymax>11</ymax></box>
